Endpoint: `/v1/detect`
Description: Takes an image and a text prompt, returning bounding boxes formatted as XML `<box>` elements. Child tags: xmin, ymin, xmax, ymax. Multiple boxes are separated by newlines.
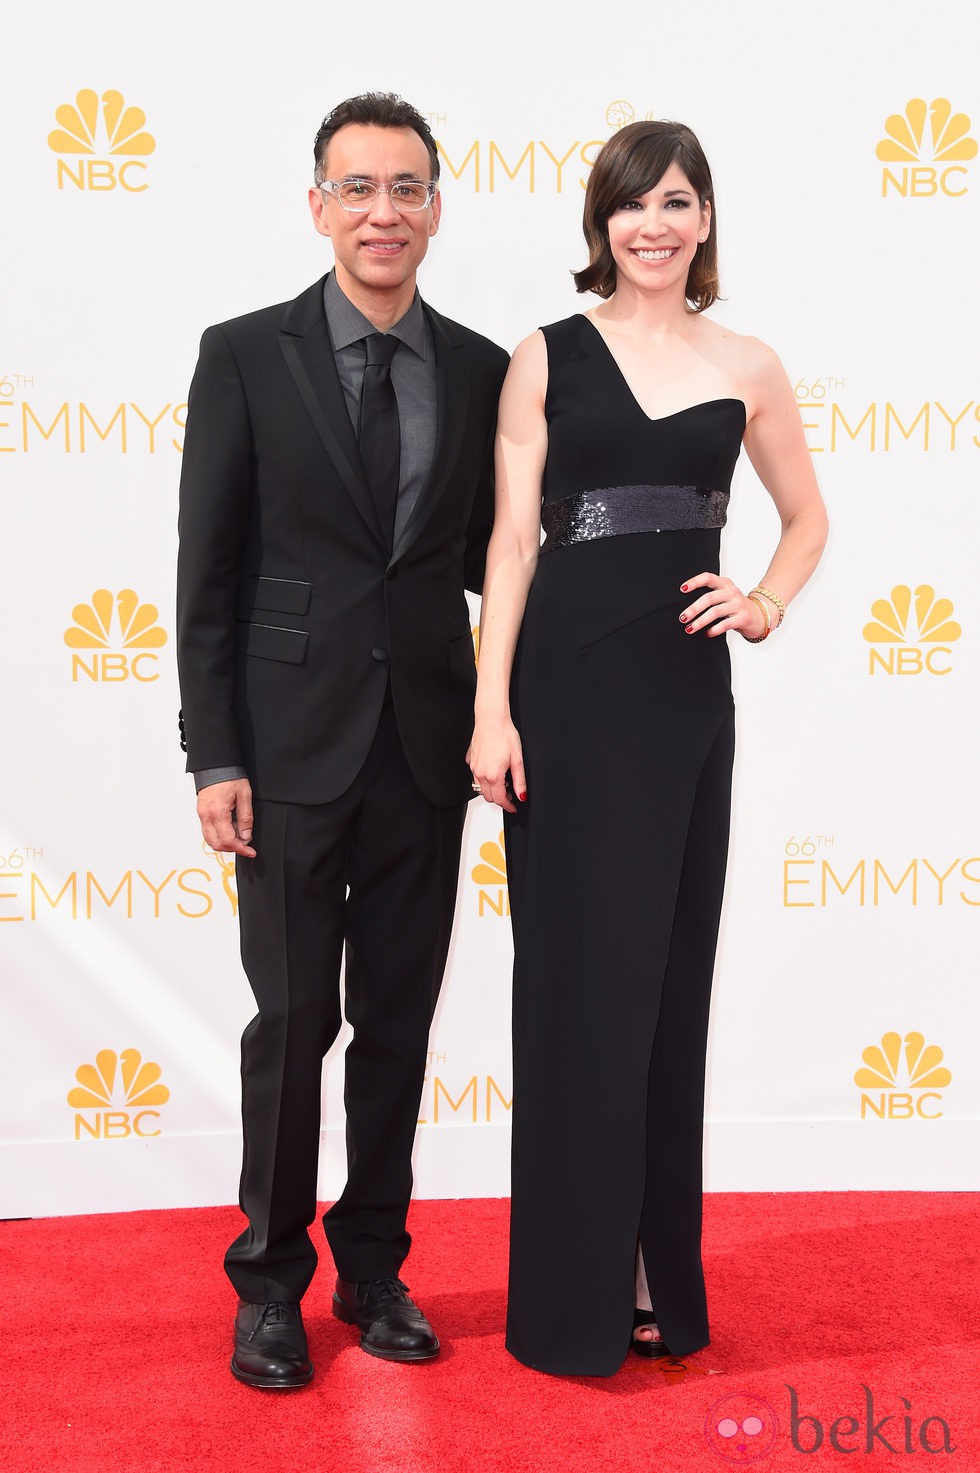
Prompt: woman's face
<box><xmin>604</xmin><ymin>161</ymin><xmax>710</xmax><ymax>299</ymax></box>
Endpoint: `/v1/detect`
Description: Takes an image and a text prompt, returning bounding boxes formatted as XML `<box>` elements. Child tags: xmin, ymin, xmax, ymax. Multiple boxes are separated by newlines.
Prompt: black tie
<box><xmin>358</xmin><ymin>333</ymin><xmax>401</xmax><ymax>549</ymax></box>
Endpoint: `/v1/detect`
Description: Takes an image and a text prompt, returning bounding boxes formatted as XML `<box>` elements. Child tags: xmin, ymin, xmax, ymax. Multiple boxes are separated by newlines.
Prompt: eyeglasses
<box><xmin>318</xmin><ymin>178</ymin><xmax>437</xmax><ymax>212</ymax></box>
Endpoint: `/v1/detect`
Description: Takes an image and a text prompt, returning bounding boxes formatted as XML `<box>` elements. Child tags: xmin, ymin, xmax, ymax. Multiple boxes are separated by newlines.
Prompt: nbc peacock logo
<box><xmin>48</xmin><ymin>89</ymin><xmax>156</xmax><ymax>193</ymax></box>
<box><xmin>862</xmin><ymin>583</ymin><xmax>961</xmax><ymax>676</ymax></box>
<box><xmin>68</xmin><ymin>1048</ymin><xmax>170</xmax><ymax>1140</ymax></box>
<box><xmin>64</xmin><ymin>588</ymin><xmax>167</xmax><ymax>683</ymax></box>
<box><xmin>471</xmin><ymin>828</ymin><xmax>509</xmax><ymax>918</ymax></box>
<box><xmin>878</xmin><ymin>97</ymin><xmax>977</xmax><ymax>198</ymax></box>
<box><xmin>855</xmin><ymin>1031</ymin><xmax>951</xmax><ymax>1121</ymax></box>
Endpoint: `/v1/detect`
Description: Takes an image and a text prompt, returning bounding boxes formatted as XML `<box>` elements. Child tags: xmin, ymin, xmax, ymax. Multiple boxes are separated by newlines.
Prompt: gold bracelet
<box><xmin>750</xmin><ymin>585</ymin><xmax>786</xmax><ymax>627</ymax></box>
<box><xmin>743</xmin><ymin>593</ymin><xmax>771</xmax><ymax>643</ymax></box>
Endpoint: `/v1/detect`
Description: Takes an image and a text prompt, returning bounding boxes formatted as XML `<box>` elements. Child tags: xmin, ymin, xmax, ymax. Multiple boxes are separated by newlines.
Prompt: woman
<box><xmin>467</xmin><ymin>121</ymin><xmax>827</xmax><ymax>1376</ymax></box>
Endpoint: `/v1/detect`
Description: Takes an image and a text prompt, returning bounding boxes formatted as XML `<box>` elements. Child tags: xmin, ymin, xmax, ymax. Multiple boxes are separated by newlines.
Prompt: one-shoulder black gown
<box><xmin>504</xmin><ymin>315</ymin><xmax>745</xmax><ymax>1376</ymax></box>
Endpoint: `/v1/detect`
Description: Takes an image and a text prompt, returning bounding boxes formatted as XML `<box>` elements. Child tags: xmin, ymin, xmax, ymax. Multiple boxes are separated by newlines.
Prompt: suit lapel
<box><xmin>391</xmin><ymin>303</ymin><xmax>469</xmax><ymax>563</ymax></box>
<box><xmin>278</xmin><ymin>278</ymin><xmax>386</xmax><ymax>549</ymax></box>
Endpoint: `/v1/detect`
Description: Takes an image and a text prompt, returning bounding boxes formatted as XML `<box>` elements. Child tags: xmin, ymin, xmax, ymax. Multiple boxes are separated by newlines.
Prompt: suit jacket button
<box><xmin>371</xmin><ymin>646</ymin><xmax>389</xmax><ymax>662</ymax></box>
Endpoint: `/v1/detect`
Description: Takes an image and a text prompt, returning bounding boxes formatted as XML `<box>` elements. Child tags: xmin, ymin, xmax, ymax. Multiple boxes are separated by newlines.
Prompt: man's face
<box><xmin>309</xmin><ymin>124</ymin><xmax>441</xmax><ymax>305</ymax></box>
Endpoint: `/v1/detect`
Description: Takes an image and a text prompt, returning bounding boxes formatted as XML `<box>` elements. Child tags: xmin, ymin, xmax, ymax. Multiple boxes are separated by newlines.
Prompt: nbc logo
<box><xmin>471</xmin><ymin>829</ymin><xmax>509</xmax><ymax>917</ymax></box>
<box><xmin>855</xmin><ymin>1031</ymin><xmax>951</xmax><ymax>1120</ymax></box>
<box><xmin>862</xmin><ymin>584</ymin><xmax>961</xmax><ymax>676</ymax></box>
<box><xmin>48</xmin><ymin>89</ymin><xmax>155</xmax><ymax>193</ymax></box>
<box><xmin>68</xmin><ymin>1048</ymin><xmax>170</xmax><ymax>1140</ymax></box>
<box><xmin>878</xmin><ymin>97</ymin><xmax>977</xmax><ymax>198</ymax></box>
<box><xmin>64</xmin><ymin>588</ymin><xmax>167</xmax><ymax>682</ymax></box>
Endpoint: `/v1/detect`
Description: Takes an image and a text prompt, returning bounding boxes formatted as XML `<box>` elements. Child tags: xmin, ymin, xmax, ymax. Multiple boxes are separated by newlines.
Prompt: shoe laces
<box><xmin>260</xmin><ymin>1301</ymin><xmax>293</xmax><ymax>1326</ymax></box>
<box><xmin>364</xmin><ymin>1277</ymin><xmax>409</xmax><ymax>1304</ymax></box>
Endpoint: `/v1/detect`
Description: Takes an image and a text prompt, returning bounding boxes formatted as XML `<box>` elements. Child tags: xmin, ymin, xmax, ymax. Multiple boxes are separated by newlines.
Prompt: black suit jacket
<box><xmin>176</xmin><ymin>276</ymin><xmax>509</xmax><ymax>807</ymax></box>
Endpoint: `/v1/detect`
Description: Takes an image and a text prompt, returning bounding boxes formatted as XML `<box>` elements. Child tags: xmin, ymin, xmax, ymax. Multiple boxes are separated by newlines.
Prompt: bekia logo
<box><xmin>471</xmin><ymin>828</ymin><xmax>509</xmax><ymax>917</ymax></box>
<box><xmin>48</xmin><ymin>89</ymin><xmax>155</xmax><ymax>192</ymax></box>
<box><xmin>68</xmin><ymin>1048</ymin><xmax>170</xmax><ymax>1140</ymax></box>
<box><xmin>863</xmin><ymin>584</ymin><xmax>961</xmax><ymax>675</ymax></box>
<box><xmin>704</xmin><ymin>1392</ymin><xmax>778</xmax><ymax>1462</ymax></box>
<box><xmin>855</xmin><ymin>1031</ymin><xmax>952</xmax><ymax>1120</ymax></box>
<box><xmin>704</xmin><ymin>1385</ymin><xmax>955</xmax><ymax>1460</ymax></box>
<box><xmin>878</xmin><ymin>97</ymin><xmax>977</xmax><ymax>197</ymax></box>
<box><xmin>64</xmin><ymin>588</ymin><xmax>167</xmax><ymax>682</ymax></box>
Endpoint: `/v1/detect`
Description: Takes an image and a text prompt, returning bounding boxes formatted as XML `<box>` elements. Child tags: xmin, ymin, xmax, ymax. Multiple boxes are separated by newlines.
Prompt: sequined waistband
<box><xmin>540</xmin><ymin>483</ymin><xmax>729</xmax><ymax>554</ymax></box>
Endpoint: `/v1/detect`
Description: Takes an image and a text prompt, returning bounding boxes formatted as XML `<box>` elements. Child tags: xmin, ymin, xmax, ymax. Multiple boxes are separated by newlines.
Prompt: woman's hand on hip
<box><xmin>678</xmin><ymin>572</ymin><xmax>767</xmax><ymax>640</ymax></box>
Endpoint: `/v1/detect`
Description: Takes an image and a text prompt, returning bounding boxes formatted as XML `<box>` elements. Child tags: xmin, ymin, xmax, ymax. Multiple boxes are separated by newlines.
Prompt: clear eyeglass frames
<box><xmin>318</xmin><ymin>178</ymin><xmax>437</xmax><ymax>213</ymax></box>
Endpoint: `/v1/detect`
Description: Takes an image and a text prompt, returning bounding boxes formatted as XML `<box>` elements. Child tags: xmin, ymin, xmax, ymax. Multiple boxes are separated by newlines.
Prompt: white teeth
<box><xmin>634</xmin><ymin>248</ymin><xmax>675</xmax><ymax>261</ymax></box>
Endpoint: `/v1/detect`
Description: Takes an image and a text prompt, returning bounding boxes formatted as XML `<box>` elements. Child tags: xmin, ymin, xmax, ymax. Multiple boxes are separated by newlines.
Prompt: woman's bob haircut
<box><xmin>574</xmin><ymin>121</ymin><xmax>718</xmax><ymax>311</ymax></box>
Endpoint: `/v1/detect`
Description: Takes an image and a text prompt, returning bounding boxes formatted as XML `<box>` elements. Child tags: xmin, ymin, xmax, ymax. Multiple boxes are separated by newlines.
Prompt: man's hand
<box><xmin>197</xmin><ymin>778</ymin><xmax>257</xmax><ymax>858</ymax></box>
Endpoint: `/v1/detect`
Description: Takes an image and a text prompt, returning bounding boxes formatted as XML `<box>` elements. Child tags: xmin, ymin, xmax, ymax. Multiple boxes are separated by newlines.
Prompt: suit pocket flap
<box><xmin>239</xmin><ymin>621</ymin><xmax>309</xmax><ymax>664</ymax></box>
<box><xmin>243</xmin><ymin>576</ymin><xmax>312</xmax><ymax>616</ymax></box>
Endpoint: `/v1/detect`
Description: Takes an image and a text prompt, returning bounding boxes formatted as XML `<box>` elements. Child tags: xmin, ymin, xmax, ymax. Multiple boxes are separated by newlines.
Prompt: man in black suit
<box><xmin>176</xmin><ymin>93</ymin><xmax>507</xmax><ymax>1388</ymax></box>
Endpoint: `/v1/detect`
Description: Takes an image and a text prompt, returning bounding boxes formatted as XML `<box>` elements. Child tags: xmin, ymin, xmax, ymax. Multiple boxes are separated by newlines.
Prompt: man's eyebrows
<box><xmin>340</xmin><ymin>171</ymin><xmax>427</xmax><ymax>180</ymax></box>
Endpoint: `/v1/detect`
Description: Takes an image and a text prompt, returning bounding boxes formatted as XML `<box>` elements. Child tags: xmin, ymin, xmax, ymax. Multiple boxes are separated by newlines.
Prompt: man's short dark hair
<box><xmin>313</xmin><ymin>93</ymin><xmax>440</xmax><ymax>185</ymax></box>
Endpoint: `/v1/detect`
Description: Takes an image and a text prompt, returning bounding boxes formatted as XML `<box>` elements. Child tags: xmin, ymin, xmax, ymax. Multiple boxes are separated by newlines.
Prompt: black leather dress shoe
<box><xmin>231</xmin><ymin>1300</ymin><xmax>314</xmax><ymax>1388</ymax></box>
<box><xmin>332</xmin><ymin>1277</ymin><xmax>440</xmax><ymax>1362</ymax></box>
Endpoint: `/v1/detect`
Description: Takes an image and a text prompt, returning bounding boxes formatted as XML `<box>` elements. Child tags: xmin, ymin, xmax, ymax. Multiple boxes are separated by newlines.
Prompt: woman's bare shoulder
<box><xmin>696</xmin><ymin>316</ymin><xmax>782</xmax><ymax>373</ymax></box>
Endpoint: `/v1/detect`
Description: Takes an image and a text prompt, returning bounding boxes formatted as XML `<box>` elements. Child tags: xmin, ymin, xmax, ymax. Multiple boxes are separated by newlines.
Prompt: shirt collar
<box><xmin>323</xmin><ymin>271</ymin><xmax>428</xmax><ymax>359</ymax></box>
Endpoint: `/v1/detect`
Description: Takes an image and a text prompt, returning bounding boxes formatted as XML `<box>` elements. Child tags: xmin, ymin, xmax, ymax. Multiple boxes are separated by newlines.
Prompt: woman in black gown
<box><xmin>468</xmin><ymin>122</ymin><xmax>827</xmax><ymax>1376</ymax></box>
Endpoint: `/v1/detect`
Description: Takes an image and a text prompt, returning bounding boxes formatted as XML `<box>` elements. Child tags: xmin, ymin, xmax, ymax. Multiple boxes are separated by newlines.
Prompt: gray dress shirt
<box><xmin>194</xmin><ymin>272</ymin><xmax>438</xmax><ymax>793</ymax></box>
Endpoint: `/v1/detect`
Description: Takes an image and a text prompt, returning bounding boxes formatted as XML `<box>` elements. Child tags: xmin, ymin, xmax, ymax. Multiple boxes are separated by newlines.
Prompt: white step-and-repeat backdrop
<box><xmin>2</xmin><ymin>1</ymin><xmax>978</xmax><ymax>1216</ymax></box>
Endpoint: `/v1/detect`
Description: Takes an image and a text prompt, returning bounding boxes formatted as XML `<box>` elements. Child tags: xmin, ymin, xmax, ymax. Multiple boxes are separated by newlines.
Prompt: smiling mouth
<box><xmin>632</xmin><ymin>247</ymin><xmax>678</xmax><ymax>261</ymax></box>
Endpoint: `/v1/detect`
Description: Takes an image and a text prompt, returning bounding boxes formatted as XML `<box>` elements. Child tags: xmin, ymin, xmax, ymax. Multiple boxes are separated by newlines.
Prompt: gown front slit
<box><xmin>504</xmin><ymin>315</ymin><xmax>745</xmax><ymax>1376</ymax></box>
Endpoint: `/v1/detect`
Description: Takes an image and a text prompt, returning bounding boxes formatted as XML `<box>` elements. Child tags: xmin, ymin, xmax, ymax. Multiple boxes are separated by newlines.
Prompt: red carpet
<box><xmin>5</xmin><ymin>1194</ymin><xmax>978</xmax><ymax>1472</ymax></box>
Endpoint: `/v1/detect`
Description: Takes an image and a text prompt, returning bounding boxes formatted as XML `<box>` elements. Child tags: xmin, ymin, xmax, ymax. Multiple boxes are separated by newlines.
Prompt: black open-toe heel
<box><xmin>631</xmin><ymin>1308</ymin><xmax>670</xmax><ymax>1359</ymax></box>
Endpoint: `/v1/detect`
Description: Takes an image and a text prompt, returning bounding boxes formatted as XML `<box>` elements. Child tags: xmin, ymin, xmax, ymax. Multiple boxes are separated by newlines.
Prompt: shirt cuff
<box><xmin>193</xmin><ymin>765</ymin><xmax>248</xmax><ymax>793</ymax></box>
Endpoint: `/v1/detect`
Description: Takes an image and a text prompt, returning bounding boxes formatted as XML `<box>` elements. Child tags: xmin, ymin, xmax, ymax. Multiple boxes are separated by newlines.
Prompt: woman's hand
<box><xmin>467</xmin><ymin>718</ymin><xmax>527</xmax><ymax>813</ymax></box>
<box><xmin>678</xmin><ymin>573</ymin><xmax>768</xmax><ymax>640</ymax></box>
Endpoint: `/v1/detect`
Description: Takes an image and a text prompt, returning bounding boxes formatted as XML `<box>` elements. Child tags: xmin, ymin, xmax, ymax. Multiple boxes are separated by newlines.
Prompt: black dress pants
<box><xmin>224</xmin><ymin>703</ymin><xmax>466</xmax><ymax>1302</ymax></box>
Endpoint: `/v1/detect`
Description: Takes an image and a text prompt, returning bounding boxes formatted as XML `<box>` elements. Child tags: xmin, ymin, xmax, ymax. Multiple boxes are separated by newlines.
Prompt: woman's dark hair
<box><xmin>573</xmin><ymin>121</ymin><xmax>718</xmax><ymax>311</ymax></box>
<box><xmin>313</xmin><ymin>92</ymin><xmax>440</xmax><ymax>184</ymax></box>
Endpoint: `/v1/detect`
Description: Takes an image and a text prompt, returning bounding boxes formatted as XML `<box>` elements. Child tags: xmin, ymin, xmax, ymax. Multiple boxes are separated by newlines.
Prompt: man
<box><xmin>176</xmin><ymin>93</ymin><xmax>508</xmax><ymax>1388</ymax></box>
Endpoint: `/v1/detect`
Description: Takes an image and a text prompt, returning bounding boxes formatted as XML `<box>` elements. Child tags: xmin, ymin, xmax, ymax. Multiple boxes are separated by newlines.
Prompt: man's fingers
<box><xmin>196</xmin><ymin>779</ymin><xmax>256</xmax><ymax>856</ymax></box>
<box><xmin>236</xmin><ymin>800</ymin><xmax>254</xmax><ymax>844</ymax></box>
<box><xmin>201</xmin><ymin>814</ymin><xmax>255</xmax><ymax>858</ymax></box>
<box><xmin>194</xmin><ymin>777</ymin><xmax>253</xmax><ymax>860</ymax></box>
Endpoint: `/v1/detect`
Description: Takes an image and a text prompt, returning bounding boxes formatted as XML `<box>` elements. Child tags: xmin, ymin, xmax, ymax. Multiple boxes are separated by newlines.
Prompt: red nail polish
<box><xmin>679</xmin><ymin>613</ymin><xmax>688</xmax><ymax>623</ymax></box>
<box><xmin>680</xmin><ymin>584</ymin><xmax>689</xmax><ymax>592</ymax></box>
<box><xmin>518</xmin><ymin>792</ymin><xmax>527</xmax><ymax>802</ymax></box>
<box><xmin>685</xmin><ymin>625</ymin><xmax>695</xmax><ymax>634</ymax></box>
